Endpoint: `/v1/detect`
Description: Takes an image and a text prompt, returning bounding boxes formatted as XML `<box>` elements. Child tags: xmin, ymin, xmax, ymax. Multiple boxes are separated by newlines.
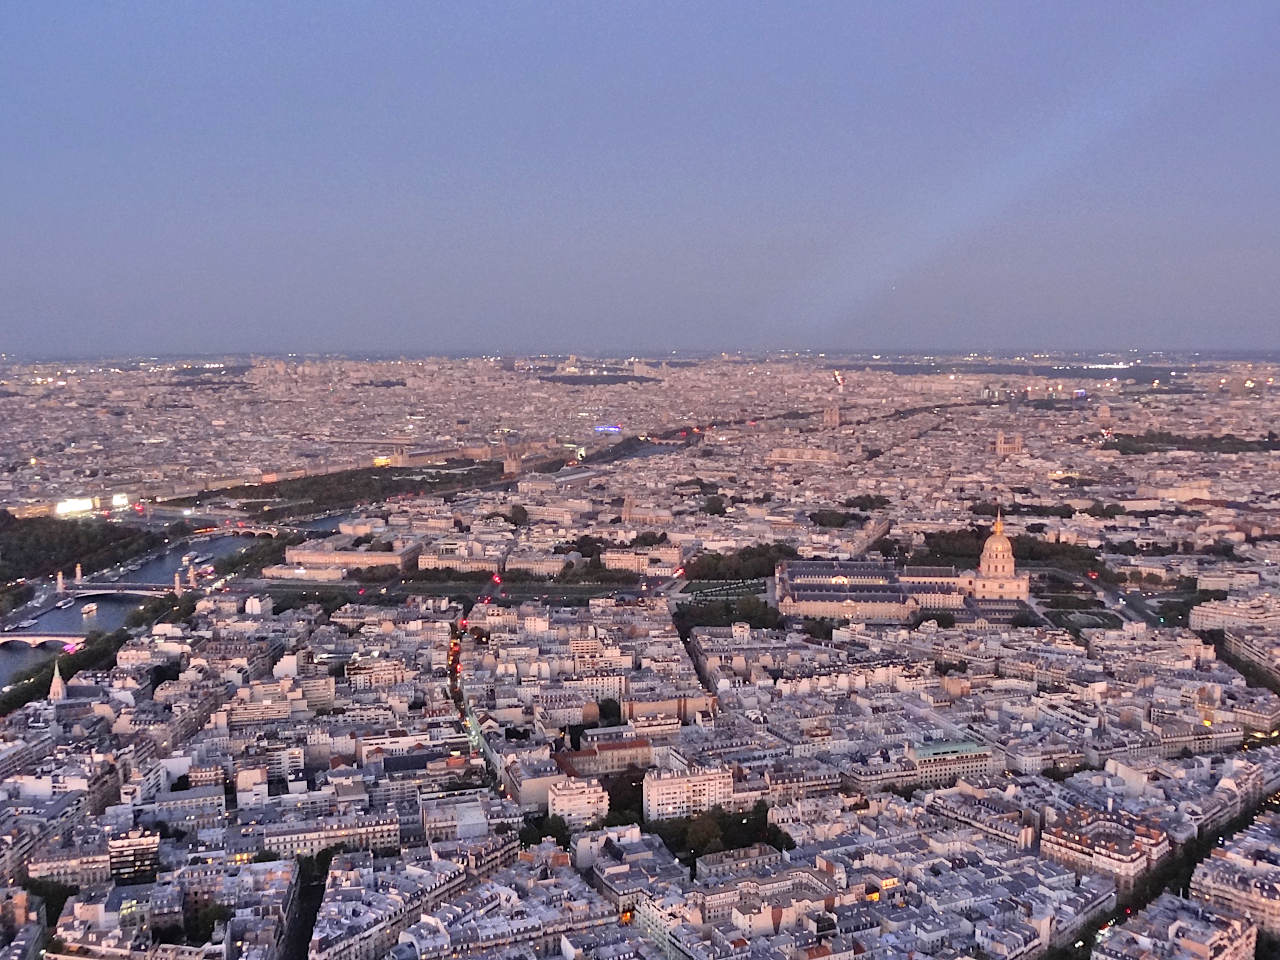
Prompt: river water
<box><xmin>0</xmin><ymin>535</ymin><xmax>253</xmax><ymax>686</ymax></box>
<box><xmin>0</xmin><ymin>513</ymin><xmax>353</xmax><ymax>687</ymax></box>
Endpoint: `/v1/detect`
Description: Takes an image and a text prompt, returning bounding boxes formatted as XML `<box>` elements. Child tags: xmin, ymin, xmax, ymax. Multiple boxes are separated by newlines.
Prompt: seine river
<box><xmin>0</xmin><ymin>534</ymin><xmax>252</xmax><ymax>686</ymax></box>
<box><xmin>0</xmin><ymin>513</ymin><xmax>347</xmax><ymax>687</ymax></box>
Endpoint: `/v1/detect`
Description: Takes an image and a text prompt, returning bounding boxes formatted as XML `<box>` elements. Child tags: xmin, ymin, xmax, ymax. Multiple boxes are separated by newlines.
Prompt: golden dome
<box><xmin>982</xmin><ymin>510</ymin><xmax>1013</xmax><ymax>559</ymax></box>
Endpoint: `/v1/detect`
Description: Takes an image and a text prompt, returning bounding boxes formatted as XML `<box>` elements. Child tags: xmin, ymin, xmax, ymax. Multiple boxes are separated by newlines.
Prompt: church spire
<box><xmin>48</xmin><ymin>661</ymin><xmax>67</xmax><ymax>703</ymax></box>
<box><xmin>992</xmin><ymin>507</ymin><xmax>1004</xmax><ymax>537</ymax></box>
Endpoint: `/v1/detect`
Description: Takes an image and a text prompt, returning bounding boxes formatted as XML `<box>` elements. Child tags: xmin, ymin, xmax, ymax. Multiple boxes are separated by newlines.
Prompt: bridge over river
<box><xmin>0</xmin><ymin>631</ymin><xmax>85</xmax><ymax>649</ymax></box>
<box><xmin>68</xmin><ymin>582</ymin><xmax>176</xmax><ymax>598</ymax></box>
<box><xmin>2</xmin><ymin>581</ymin><xmax>191</xmax><ymax>641</ymax></box>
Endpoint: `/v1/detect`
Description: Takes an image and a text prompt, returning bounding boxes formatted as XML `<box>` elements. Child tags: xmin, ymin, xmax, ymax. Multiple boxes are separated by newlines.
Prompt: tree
<box><xmin>604</xmin><ymin>808</ymin><xmax>641</xmax><ymax>827</ymax></box>
<box><xmin>520</xmin><ymin>814</ymin><xmax>571</xmax><ymax>849</ymax></box>
<box><xmin>605</xmin><ymin>766</ymin><xmax>645</xmax><ymax>823</ymax></box>
<box><xmin>0</xmin><ymin>512</ymin><xmax>165</xmax><ymax>583</ymax></box>
<box><xmin>187</xmin><ymin>903</ymin><xmax>233</xmax><ymax>945</ymax></box>
<box><xmin>545</xmin><ymin>814</ymin><xmax>571</xmax><ymax>848</ymax></box>
<box><xmin>844</xmin><ymin>495</ymin><xmax>890</xmax><ymax>510</ymax></box>
<box><xmin>686</xmin><ymin>812</ymin><xmax>724</xmax><ymax>856</ymax></box>
<box><xmin>648</xmin><ymin>803</ymin><xmax>796</xmax><ymax>860</ymax></box>
<box><xmin>648</xmin><ymin>817</ymin><xmax>690</xmax><ymax>853</ymax></box>
<box><xmin>22</xmin><ymin>877</ymin><xmax>77</xmax><ymax>925</ymax></box>
<box><xmin>672</xmin><ymin>594</ymin><xmax>782</xmax><ymax>638</ymax></box>
<box><xmin>683</xmin><ymin>542</ymin><xmax>797</xmax><ymax>580</ymax></box>
<box><xmin>808</xmin><ymin>510</ymin><xmax>867</xmax><ymax>529</ymax></box>
<box><xmin>508</xmin><ymin>504</ymin><xmax>529</xmax><ymax>526</ymax></box>
<box><xmin>702</xmin><ymin>495</ymin><xmax>727</xmax><ymax>516</ymax></box>
<box><xmin>802</xmin><ymin>619</ymin><xmax>834</xmax><ymax>641</ymax></box>
<box><xmin>150</xmin><ymin>661</ymin><xmax>182</xmax><ymax>687</ymax></box>
<box><xmin>567</xmin><ymin>721</ymin><xmax>597</xmax><ymax>750</ymax></box>
<box><xmin>1085</xmin><ymin>501</ymin><xmax>1124</xmax><ymax>519</ymax></box>
<box><xmin>151</xmin><ymin>924</ymin><xmax>185</xmax><ymax>945</ymax></box>
<box><xmin>745</xmin><ymin>800</ymin><xmax>770</xmax><ymax>841</ymax></box>
<box><xmin>597</xmin><ymin>697</ymin><xmax>622</xmax><ymax>726</ymax></box>
<box><xmin>870</xmin><ymin>537</ymin><xmax>900</xmax><ymax>558</ymax></box>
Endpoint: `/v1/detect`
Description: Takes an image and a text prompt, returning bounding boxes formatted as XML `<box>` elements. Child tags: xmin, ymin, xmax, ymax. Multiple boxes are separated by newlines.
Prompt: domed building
<box><xmin>979</xmin><ymin>513</ymin><xmax>1015</xmax><ymax>578</ymax></box>
<box><xmin>960</xmin><ymin>512</ymin><xmax>1030</xmax><ymax>601</ymax></box>
<box><xmin>777</xmin><ymin>512</ymin><xmax>1034</xmax><ymax>623</ymax></box>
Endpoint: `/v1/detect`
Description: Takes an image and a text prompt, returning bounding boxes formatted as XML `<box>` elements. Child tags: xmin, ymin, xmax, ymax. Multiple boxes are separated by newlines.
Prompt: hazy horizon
<box><xmin>4</xmin><ymin>2</ymin><xmax>1279</xmax><ymax>357</ymax></box>
<box><xmin>9</xmin><ymin>348</ymin><xmax>1280</xmax><ymax>368</ymax></box>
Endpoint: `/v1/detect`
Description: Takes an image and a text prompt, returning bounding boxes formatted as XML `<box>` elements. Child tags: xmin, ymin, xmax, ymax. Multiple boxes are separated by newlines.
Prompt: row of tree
<box><xmin>972</xmin><ymin>499</ymin><xmax>1129</xmax><ymax>520</ymax></box>
<box><xmin>0</xmin><ymin>510</ymin><xmax>164</xmax><ymax>582</ymax></box>
<box><xmin>174</xmin><ymin>460</ymin><xmax>505</xmax><ymax>518</ymax></box>
<box><xmin>1104</xmin><ymin>430</ymin><xmax>1280</xmax><ymax>455</ymax></box>
<box><xmin>672</xmin><ymin>594</ymin><xmax>781</xmax><ymax>638</ymax></box>
<box><xmin>682</xmin><ymin>542</ymin><xmax>798</xmax><ymax>580</ymax></box>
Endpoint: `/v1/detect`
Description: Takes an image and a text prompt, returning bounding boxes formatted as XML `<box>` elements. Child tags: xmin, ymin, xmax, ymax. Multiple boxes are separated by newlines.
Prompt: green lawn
<box><xmin>1045</xmin><ymin>610</ymin><xmax>1124</xmax><ymax>630</ymax></box>
<box><xmin>682</xmin><ymin>579</ymin><xmax>765</xmax><ymax>597</ymax></box>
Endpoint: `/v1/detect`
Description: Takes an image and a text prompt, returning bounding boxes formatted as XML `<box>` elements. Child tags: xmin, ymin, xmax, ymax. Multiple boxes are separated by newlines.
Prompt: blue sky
<box><xmin>2</xmin><ymin>2</ymin><xmax>1277</xmax><ymax>356</ymax></box>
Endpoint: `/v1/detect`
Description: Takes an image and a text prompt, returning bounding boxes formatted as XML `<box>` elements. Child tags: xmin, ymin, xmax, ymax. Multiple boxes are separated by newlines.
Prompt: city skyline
<box><xmin>4</xmin><ymin>6</ymin><xmax>1280</xmax><ymax>958</ymax></box>
<box><xmin>8</xmin><ymin>347</ymin><xmax>1280</xmax><ymax>365</ymax></box>
<box><xmin>2</xmin><ymin>350</ymin><xmax>1280</xmax><ymax>960</ymax></box>
<box><xmin>4</xmin><ymin>2</ymin><xmax>1280</xmax><ymax>357</ymax></box>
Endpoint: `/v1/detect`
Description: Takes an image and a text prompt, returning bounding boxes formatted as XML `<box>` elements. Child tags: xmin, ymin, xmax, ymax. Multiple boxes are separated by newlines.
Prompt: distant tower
<box><xmin>74</xmin><ymin>563</ymin><xmax>83</xmax><ymax>584</ymax></box>
<box><xmin>503</xmin><ymin>456</ymin><xmax>522</xmax><ymax>477</ymax></box>
<box><xmin>993</xmin><ymin>430</ymin><xmax>1023</xmax><ymax>457</ymax></box>
<box><xmin>56</xmin><ymin>570</ymin><xmax>65</xmax><ymax>594</ymax></box>
<box><xmin>823</xmin><ymin>406</ymin><xmax>842</xmax><ymax>429</ymax></box>
<box><xmin>187</xmin><ymin>564</ymin><xmax>198</xmax><ymax>589</ymax></box>
<box><xmin>48</xmin><ymin>662</ymin><xmax>67</xmax><ymax>703</ymax></box>
<box><xmin>173</xmin><ymin>572</ymin><xmax>183</xmax><ymax>595</ymax></box>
